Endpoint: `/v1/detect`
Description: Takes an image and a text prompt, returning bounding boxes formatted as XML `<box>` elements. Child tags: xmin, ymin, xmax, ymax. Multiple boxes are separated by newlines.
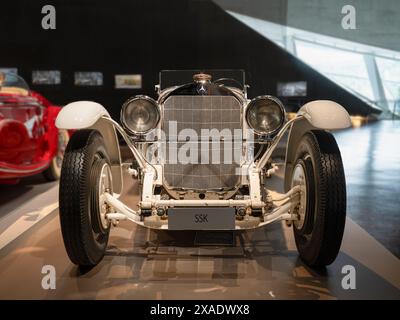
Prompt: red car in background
<box><xmin>0</xmin><ymin>72</ymin><xmax>68</xmax><ymax>184</ymax></box>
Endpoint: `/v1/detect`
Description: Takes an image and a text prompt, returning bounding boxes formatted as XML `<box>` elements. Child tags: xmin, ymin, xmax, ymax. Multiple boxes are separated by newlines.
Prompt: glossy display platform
<box><xmin>0</xmin><ymin>121</ymin><xmax>399</xmax><ymax>299</ymax></box>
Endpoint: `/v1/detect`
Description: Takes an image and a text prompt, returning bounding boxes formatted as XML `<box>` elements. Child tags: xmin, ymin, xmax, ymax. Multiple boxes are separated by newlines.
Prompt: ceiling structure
<box><xmin>214</xmin><ymin>0</ymin><xmax>400</xmax><ymax>117</ymax></box>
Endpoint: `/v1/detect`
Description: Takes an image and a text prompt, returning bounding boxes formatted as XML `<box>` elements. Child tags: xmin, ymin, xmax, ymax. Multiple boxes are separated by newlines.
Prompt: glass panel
<box><xmin>376</xmin><ymin>57</ymin><xmax>400</xmax><ymax>114</ymax></box>
<box><xmin>382</xmin><ymin>82</ymin><xmax>399</xmax><ymax>99</ymax></box>
<box><xmin>329</xmin><ymin>75</ymin><xmax>373</xmax><ymax>100</ymax></box>
<box><xmin>376</xmin><ymin>57</ymin><xmax>400</xmax><ymax>83</ymax></box>
<box><xmin>376</xmin><ymin>57</ymin><xmax>400</xmax><ymax>98</ymax></box>
<box><xmin>295</xmin><ymin>40</ymin><xmax>374</xmax><ymax>100</ymax></box>
<box><xmin>159</xmin><ymin>69</ymin><xmax>245</xmax><ymax>90</ymax></box>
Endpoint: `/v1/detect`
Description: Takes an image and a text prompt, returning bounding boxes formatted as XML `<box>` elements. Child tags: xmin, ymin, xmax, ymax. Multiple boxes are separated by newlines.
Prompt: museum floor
<box><xmin>0</xmin><ymin>120</ymin><xmax>399</xmax><ymax>299</ymax></box>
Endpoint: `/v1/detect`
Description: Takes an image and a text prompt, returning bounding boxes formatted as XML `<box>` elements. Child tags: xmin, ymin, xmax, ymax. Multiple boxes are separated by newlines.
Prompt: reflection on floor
<box><xmin>0</xmin><ymin>207</ymin><xmax>399</xmax><ymax>299</ymax></box>
<box><xmin>0</xmin><ymin>175</ymin><xmax>58</xmax><ymax>250</ymax></box>
<box><xmin>334</xmin><ymin>120</ymin><xmax>400</xmax><ymax>258</ymax></box>
<box><xmin>0</xmin><ymin>121</ymin><xmax>399</xmax><ymax>299</ymax></box>
<box><xmin>0</xmin><ymin>174</ymin><xmax>57</xmax><ymax>221</ymax></box>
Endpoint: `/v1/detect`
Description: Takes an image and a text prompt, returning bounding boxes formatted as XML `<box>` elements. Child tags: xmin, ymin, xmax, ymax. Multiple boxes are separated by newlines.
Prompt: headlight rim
<box><xmin>246</xmin><ymin>95</ymin><xmax>286</xmax><ymax>136</ymax></box>
<box><xmin>120</xmin><ymin>95</ymin><xmax>160</xmax><ymax>135</ymax></box>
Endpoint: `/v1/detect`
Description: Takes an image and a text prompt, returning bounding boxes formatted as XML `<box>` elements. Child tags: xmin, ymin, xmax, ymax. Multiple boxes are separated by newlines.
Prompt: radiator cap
<box><xmin>193</xmin><ymin>73</ymin><xmax>212</xmax><ymax>83</ymax></box>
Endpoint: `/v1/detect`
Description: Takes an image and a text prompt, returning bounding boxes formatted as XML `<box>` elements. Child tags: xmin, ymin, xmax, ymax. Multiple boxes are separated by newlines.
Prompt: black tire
<box><xmin>43</xmin><ymin>130</ymin><xmax>69</xmax><ymax>181</ymax></box>
<box><xmin>291</xmin><ymin>130</ymin><xmax>346</xmax><ymax>267</ymax></box>
<box><xmin>59</xmin><ymin>129</ymin><xmax>111</xmax><ymax>266</ymax></box>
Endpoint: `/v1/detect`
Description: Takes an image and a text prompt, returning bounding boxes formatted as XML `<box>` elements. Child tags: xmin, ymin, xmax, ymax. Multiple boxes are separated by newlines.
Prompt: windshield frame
<box><xmin>159</xmin><ymin>69</ymin><xmax>246</xmax><ymax>91</ymax></box>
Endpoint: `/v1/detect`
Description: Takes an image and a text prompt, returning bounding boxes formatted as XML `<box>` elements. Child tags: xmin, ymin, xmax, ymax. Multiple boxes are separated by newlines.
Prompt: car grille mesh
<box><xmin>162</xmin><ymin>95</ymin><xmax>242</xmax><ymax>190</ymax></box>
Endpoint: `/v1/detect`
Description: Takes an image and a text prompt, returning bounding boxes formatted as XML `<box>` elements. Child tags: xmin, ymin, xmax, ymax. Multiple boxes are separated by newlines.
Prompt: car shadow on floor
<box><xmin>97</xmin><ymin>224</ymin><xmax>337</xmax><ymax>299</ymax></box>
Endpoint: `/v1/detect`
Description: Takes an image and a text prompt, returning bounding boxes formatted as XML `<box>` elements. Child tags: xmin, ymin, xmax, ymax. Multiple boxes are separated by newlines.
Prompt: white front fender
<box><xmin>283</xmin><ymin>100</ymin><xmax>351</xmax><ymax>192</ymax></box>
<box><xmin>298</xmin><ymin>100</ymin><xmax>351</xmax><ymax>130</ymax></box>
<box><xmin>56</xmin><ymin>101</ymin><xmax>123</xmax><ymax>196</ymax></box>
<box><xmin>56</xmin><ymin>101</ymin><xmax>110</xmax><ymax>129</ymax></box>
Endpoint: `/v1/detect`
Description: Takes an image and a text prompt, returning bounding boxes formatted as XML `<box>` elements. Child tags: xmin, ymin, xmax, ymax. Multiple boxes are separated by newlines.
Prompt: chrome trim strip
<box><xmin>0</xmin><ymin>163</ymin><xmax>49</xmax><ymax>174</ymax></box>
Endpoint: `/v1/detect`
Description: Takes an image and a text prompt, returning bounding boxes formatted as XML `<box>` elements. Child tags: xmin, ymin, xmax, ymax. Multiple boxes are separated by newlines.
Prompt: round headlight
<box><xmin>121</xmin><ymin>96</ymin><xmax>160</xmax><ymax>134</ymax></box>
<box><xmin>246</xmin><ymin>96</ymin><xmax>285</xmax><ymax>135</ymax></box>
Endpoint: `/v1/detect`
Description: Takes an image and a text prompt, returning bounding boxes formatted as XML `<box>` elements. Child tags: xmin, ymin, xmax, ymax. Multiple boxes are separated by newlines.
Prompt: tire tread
<box><xmin>59</xmin><ymin>129</ymin><xmax>108</xmax><ymax>266</ymax></box>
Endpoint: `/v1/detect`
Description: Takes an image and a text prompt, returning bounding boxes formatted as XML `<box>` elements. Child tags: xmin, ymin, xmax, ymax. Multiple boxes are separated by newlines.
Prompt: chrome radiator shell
<box><xmin>162</xmin><ymin>95</ymin><xmax>242</xmax><ymax>191</ymax></box>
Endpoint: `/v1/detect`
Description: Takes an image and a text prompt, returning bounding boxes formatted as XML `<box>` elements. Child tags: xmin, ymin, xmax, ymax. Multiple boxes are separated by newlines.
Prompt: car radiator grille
<box><xmin>162</xmin><ymin>95</ymin><xmax>242</xmax><ymax>190</ymax></box>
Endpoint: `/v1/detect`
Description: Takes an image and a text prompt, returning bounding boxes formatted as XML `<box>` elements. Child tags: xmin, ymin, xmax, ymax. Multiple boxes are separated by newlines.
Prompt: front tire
<box><xmin>291</xmin><ymin>130</ymin><xmax>346</xmax><ymax>267</ymax></box>
<box><xmin>59</xmin><ymin>129</ymin><xmax>112</xmax><ymax>266</ymax></box>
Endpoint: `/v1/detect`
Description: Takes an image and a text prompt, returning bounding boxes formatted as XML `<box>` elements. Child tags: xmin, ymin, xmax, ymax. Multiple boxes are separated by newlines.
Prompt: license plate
<box><xmin>168</xmin><ymin>207</ymin><xmax>235</xmax><ymax>230</ymax></box>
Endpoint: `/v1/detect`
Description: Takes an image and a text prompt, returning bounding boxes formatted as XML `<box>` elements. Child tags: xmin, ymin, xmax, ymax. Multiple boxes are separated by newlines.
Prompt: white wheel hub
<box><xmin>291</xmin><ymin>163</ymin><xmax>307</xmax><ymax>230</ymax></box>
<box><xmin>98</xmin><ymin>162</ymin><xmax>113</xmax><ymax>229</ymax></box>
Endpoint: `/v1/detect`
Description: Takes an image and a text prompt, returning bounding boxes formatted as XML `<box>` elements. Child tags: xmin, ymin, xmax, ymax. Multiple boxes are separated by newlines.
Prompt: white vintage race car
<box><xmin>56</xmin><ymin>70</ymin><xmax>350</xmax><ymax>267</ymax></box>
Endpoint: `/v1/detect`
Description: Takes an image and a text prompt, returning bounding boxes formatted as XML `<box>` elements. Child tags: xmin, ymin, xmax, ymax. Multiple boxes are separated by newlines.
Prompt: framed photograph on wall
<box><xmin>115</xmin><ymin>74</ymin><xmax>142</xmax><ymax>89</ymax></box>
<box><xmin>74</xmin><ymin>72</ymin><xmax>103</xmax><ymax>86</ymax></box>
<box><xmin>0</xmin><ymin>68</ymin><xmax>18</xmax><ymax>75</ymax></box>
<box><xmin>32</xmin><ymin>70</ymin><xmax>61</xmax><ymax>85</ymax></box>
<box><xmin>277</xmin><ymin>81</ymin><xmax>307</xmax><ymax>97</ymax></box>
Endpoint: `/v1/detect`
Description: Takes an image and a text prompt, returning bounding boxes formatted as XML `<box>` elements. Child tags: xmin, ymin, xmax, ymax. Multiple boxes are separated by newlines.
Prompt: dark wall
<box><xmin>0</xmin><ymin>0</ymin><xmax>375</xmax><ymax>120</ymax></box>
